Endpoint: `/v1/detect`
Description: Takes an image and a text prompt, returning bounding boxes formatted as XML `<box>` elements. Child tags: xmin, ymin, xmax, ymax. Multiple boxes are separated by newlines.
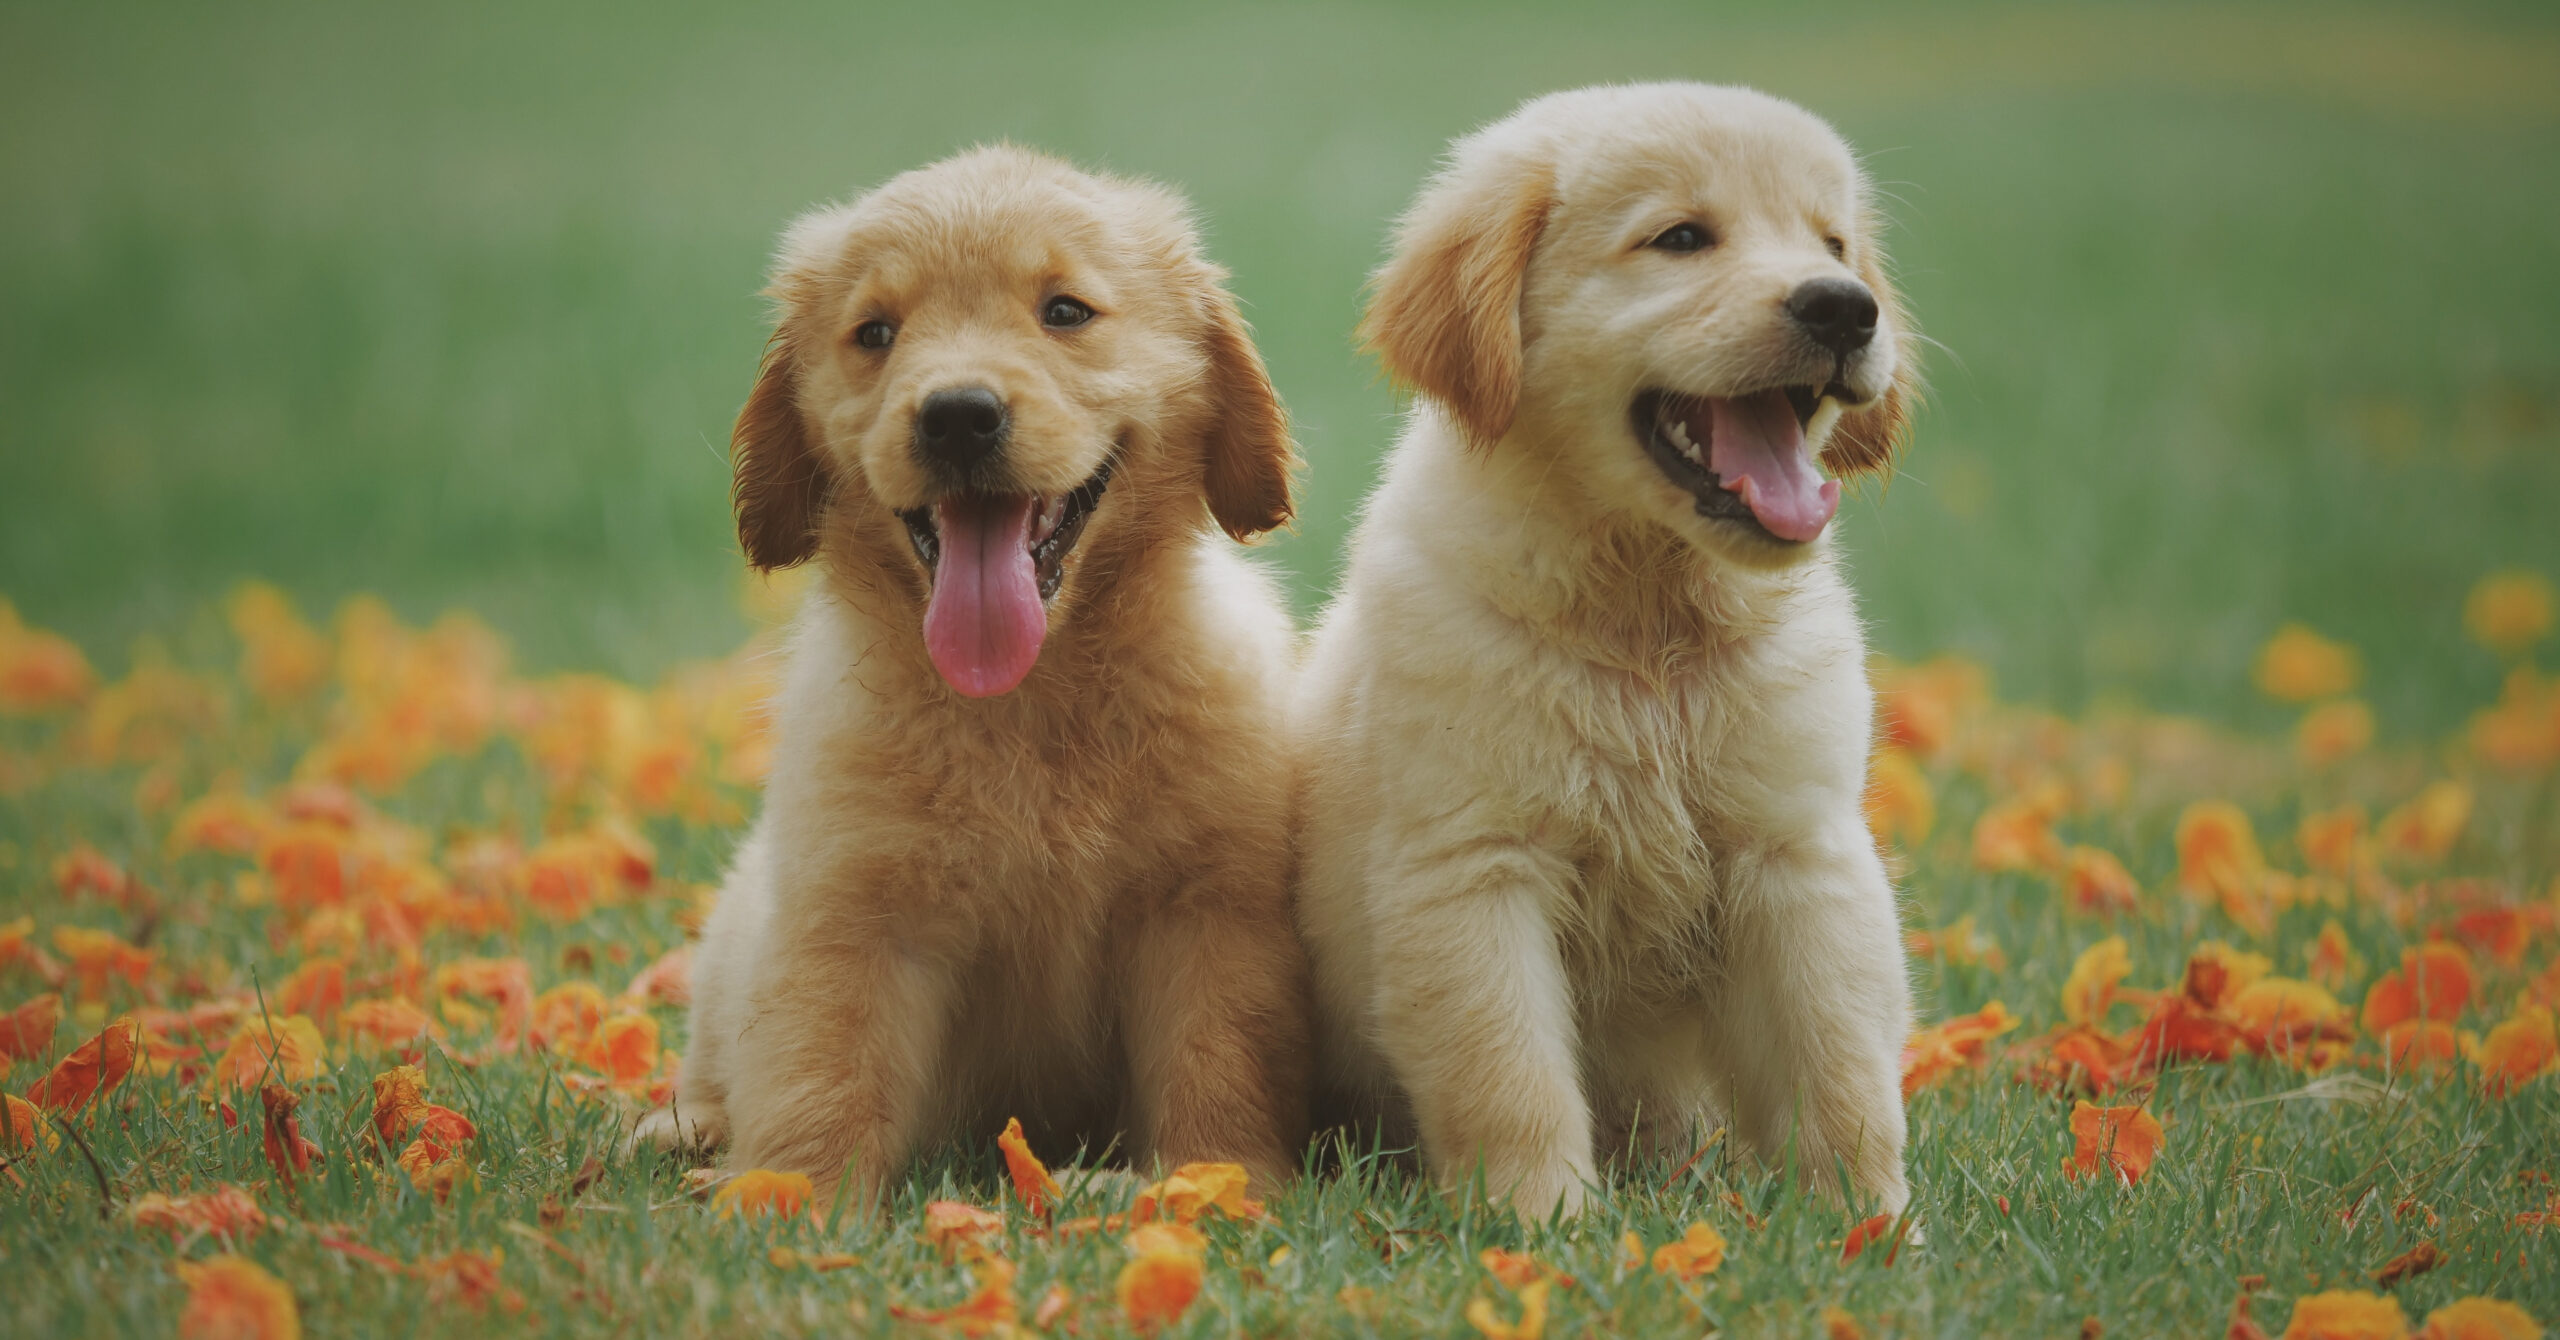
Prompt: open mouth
<box><xmin>1630</xmin><ymin>383</ymin><xmax>1850</xmax><ymax>544</ymax></box>
<box><xmin>894</xmin><ymin>454</ymin><xmax>1115</xmax><ymax>698</ymax></box>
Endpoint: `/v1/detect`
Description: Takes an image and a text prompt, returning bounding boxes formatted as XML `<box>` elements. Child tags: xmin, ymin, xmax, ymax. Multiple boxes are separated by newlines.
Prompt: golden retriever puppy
<box><xmin>1297</xmin><ymin>84</ymin><xmax>1918</xmax><ymax>1218</ymax></box>
<box><xmin>637</xmin><ymin>146</ymin><xmax>1310</xmax><ymax>1197</ymax></box>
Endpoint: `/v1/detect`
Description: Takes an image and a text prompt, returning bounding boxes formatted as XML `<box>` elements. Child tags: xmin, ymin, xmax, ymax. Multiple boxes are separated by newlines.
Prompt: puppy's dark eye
<box><xmin>1824</xmin><ymin>235</ymin><xmax>1848</xmax><ymax>261</ymax></box>
<box><xmin>1042</xmin><ymin>296</ymin><xmax>1094</xmax><ymax>328</ymax></box>
<box><xmin>1647</xmin><ymin>223</ymin><xmax>1713</xmax><ymax>253</ymax></box>
<box><xmin>853</xmin><ymin>320</ymin><xmax>896</xmax><ymax>350</ymax></box>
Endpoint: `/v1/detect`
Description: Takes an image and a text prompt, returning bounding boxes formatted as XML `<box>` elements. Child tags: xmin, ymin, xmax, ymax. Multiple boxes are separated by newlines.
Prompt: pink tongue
<box><xmin>1706</xmin><ymin>389</ymin><xmax>1840</xmax><ymax>542</ymax></box>
<box><xmin>921</xmin><ymin>494</ymin><xmax>1047</xmax><ymax>697</ymax></box>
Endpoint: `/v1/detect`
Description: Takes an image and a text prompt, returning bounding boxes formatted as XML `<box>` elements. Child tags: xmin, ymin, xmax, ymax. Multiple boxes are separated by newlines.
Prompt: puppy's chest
<box><xmin>1538</xmin><ymin>664</ymin><xmax>1770</xmax><ymax>987</ymax></box>
<box><xmin>905</xmin><ymin>731</ymin><xmax>1171</xmax><ymax>887</ymax></box>
<box><xmin>882</xmin><ymin>695</ymin><xmax>1251</xmax><ymax>918</ymax></box>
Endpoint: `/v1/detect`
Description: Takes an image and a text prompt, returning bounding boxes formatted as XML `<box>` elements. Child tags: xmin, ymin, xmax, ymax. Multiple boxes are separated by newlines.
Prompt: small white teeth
<box><xmin>1033</xmin><ymin>495</ymin><xmax>1066</xmax><ymax>544</ymax></box>
<box><xmin>1663</xmin><ymin>417</ymin><xmax>1704</xmax><ymax>465</ymax></box>
<box><xmin>1805</xmin><ymin>396</ymin><xmax>1844</xmax><ymax>449</ymax></box>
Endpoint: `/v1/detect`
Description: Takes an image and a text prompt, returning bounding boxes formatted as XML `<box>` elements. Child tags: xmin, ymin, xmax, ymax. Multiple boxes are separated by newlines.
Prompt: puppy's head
<box><xmin>1363</xmin><ymin>83</ymin><xmax>1914</xmax><ymax>569</ymax></box>
<box><xmin>734</xmin><ymin>146</ymin><xmax>1295</xmax><ymax>697</ymax></box>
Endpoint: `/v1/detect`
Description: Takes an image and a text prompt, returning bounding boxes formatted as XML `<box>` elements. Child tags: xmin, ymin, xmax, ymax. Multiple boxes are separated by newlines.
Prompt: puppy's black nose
<box><xmin>1785</xmin><ymin>278</ymin><xmax>1879</xmax><ymax>355</ymax></box>
<box><xmin>913</xmin><ymin>386</ymin><xmax>1009</xmax><ymax>469</ymax></box>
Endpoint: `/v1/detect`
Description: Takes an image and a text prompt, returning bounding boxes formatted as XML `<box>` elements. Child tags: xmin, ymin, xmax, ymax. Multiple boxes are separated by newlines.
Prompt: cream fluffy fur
<box><xmin>1297</xmin><ymin>84</ymin><xmax>1919</xmax><ymax>1218</ymax></box>
<box><xmin>638</xmin><ymin>147</ymin><xmax>1310</xmax><ymax>1196</ymax></box>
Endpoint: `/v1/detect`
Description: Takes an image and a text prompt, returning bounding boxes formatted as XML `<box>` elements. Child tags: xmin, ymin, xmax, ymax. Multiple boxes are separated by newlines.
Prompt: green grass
<box><xmin>1</xmin><ymin>696</ymin><xmax>2554</xmax><ymax>1337</ymax></box>
<box><xmin>3</xmin><ymin>1</ymin><xmax>2559</xmax><ymax>1336</ymax></box>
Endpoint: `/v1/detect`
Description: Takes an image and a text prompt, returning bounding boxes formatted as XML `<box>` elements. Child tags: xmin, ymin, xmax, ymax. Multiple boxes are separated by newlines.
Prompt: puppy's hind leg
<box><xmin>632</xmin><ymin>1093</ymin><xmax>728</xmax><ymax>1156</ymax></box>
<box><xmin>633</xmin><ymin>994</ymin><xmax>732</xmax><ymax>1155</ymax></box>
<box><xmin>633</xmin><ymin>831</ymin><xmax>770</xmax><ymax>1157</ymax></box>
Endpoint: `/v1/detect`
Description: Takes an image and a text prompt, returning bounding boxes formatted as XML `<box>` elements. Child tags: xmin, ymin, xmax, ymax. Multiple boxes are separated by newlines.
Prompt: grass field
<box><xmin>3</xmin><ymin>1</ymin><xmax>2558</xmax><ymax>1336</ymax></box>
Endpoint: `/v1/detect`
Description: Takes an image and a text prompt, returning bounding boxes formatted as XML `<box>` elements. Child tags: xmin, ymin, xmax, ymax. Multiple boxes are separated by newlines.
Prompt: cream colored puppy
<box><xmin>638</xmin><ymin>147</ymin><xmax>1310</xmax><ymax>1198</ymax></box>
<box><xmin>1298</xmin><ymin>83</ymin><xmax>1918</xmax><ymax>1218</ymax></box>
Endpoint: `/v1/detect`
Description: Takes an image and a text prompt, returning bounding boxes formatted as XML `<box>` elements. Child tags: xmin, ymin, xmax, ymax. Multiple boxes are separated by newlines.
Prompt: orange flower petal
<box><xmin>1650</xmin><ymin>1221</ymin><xmax>1728</xmax><ymax>1279</ymax></box>
<box><xmin>258</xmin><ymin>1084</ymin><xmax>319</xmax><ymax>1188</ymax></box>
<box><xmin>1839</xmin><ymin>1214</ymin><xmax>1894</xmax><ymax>1263</ymax></box>
<box><xmin>716</xmin><ymin>1169</ymin><xmax>816</xmax><ymax>1222</ymax></box>
<box><xmin>2063</xmin><ymin>846</ymin><xmax>2142</xmax><ymax>915</ymax></box>
<box><xmin>428</xmin><ymin>957</ymin><xmax>533</xmax><ymax>1052</ymax></box>
<box><xmin>129</xmin><ymin>1185</ymin><xmax>268</xmax><ymax>1244</ymax></box>
<box><xmin>2415</xmin><ymin>1297</ymin><xmax>2543</xmax><ymax>1340</ymax></box>
<box><xmin>2062</xmin><ymin>937</ymin><xmax>2133</xmax><ymax>1028</ymax></box>
<box><xmin>169</xmin><ymin>791</ymin><xmax>275</xmax><ymax>858</ymax></box>
<box><xmin>2475</xmin><ymin>1008</ymin><xmax>2556</xmax><ymax>1097</ymax></box>
<box><xmin>529</xmin><ymin>981</ymin><xmax>608</xmax><ymax>1056</ymax></box>
<box><xmin>1900</xmin><ymin>1000</ymin><xmax>2019</xmax><ymax>1097</ymax></box>
<box><xmin>618</xmin><ymin>945</ymin><xmax>692</xmax><ymax>1008</ymax></box>
<box><xmin>1131</xmin><ymin>1161</ymin><xmax>1263</xmax><ymax>1225</ymax></box>
<box><xmin>271</xmin><ymin>957</ymin><xmax>348</xmax><ymax>1029</ymax></box>
<box><xmin>892</xmin><ymin>1251</ymin><xmax>1020</xmax><ymax>1335</ymax></box>
<box><xmin>577</xmin><ymin>1012</ymin><xmax>659</xmax><ymax>1084</ymax></box>
<box><xmin>2279</xmin><ymin>1290</ymin><xmax>2408</xmax><ymax>1340</ymax></box>
<box><xmin>339</xmin><ymin>997</ymin><xmax>439</xmax><ymax>1057</ymax></box>
<box><xmin>0</xmin><ymin>991</ymin><xmax>62</xmax><ymax>1062</ymax></box>
<box><xmin>2229</xmin><ymin>977</ymin><xmax>2353</xmax><ymax>1059</ymax></box>
<box><xmin>176</xmin><ymin>1254</ymin><xmax>300</xmax><ymax>1340</ymax></box>
<box><xmin>207</xmin><ymin>1016</ymin><xmax>327</xmax><ymax>1093</ymax></box>
<box><xmin>2465</xmin><ymin>570</ymin><xmax>2557</xmax><ymax>655</ymax></box>
<box><xmin>2254</xmin><ymin>624</ymin><xmax>2360</xmax><ymax>702</ymax></box>
<box><xmin>996</xmin><ymin>1116</ymin><xmax>1062</xmax><ymax>1217</ymax></box>
<box><xmin>2361</xmin><ymin>943</ymin><xmax>2475</xmax><ymax>1035</ymax></box>
<box><xmin>2176</xmin><ymin>802</ymin><xmax>2268</xmax><ymax>921</ymax></box>
<box><xmin>1972</xmin><ymin>794</ymin><xmax>2066</xmax><ymax>874</ymax></box>
<box><xmin>2306</xmin><ymin>919</ymin><xmax>2362</xmax><ymax>990</ymax></box>
<box><xmin>2064</xmin><ymin>1101</ymin><xmax>2164</xmax><ymax>1185</ymax></box>
<box><xmin>1863</xmin><ymin>746</ymin><xmax>1934</xmax><ymax>849</ymax></box>
<box><xmin>25</xmin><ymin>1018</ymin><xmax>140</xmax><ymax>1111</ymax></box>
<box><xmin>413</xmin><ymin>1248</ymin><xmax>525</xmax><ymax>1314</ymax></box>
<box><xmin>2379</xmin><ymin>781</ymin><xmax>2473</xmax><ymax>864</ymax></box>
<box><xmin>2373</xmin><ymin>1241</ymin><xmax>2445</xmax><ymax>1288</ymax></box>
<box><xmin>922</xmin><ymin>1198</ymin><xmax>1006</xmax><ymax>1250</ymax></box>
<box><xmin>4</xmin><ymin>1092</ymin><xmax>57</xmax><ymax>1152</ymax></box>
<box><xmin>1464</xmin><ymin>1277</ymin><xmax>1550</xmax><ymax>1340</ymax></box>
<box><xmin>1478</xmin><ymin>1246</ymin><xmax>1573</xmax><ymax>1290</ymax></box>
<box><xmin>2295</xmin><ymin>699</ymin><xmax>2375</xmax><ymax>766</ymax></box>
<box><xmin>52</xmin><ymin>924</ymin><xmax>156</xmax><ymax>1000</ymax></box>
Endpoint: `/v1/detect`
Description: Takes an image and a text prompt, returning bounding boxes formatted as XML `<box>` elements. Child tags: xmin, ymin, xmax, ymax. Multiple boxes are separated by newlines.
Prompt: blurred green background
<box><xmin>3</xmin><ymin>0</ymin><xmax>2555</xmax><ymax>735</ymax></box>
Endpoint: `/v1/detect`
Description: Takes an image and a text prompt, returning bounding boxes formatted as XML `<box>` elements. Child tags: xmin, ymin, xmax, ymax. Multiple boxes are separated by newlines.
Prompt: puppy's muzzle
<box><xmin>1785</xmin><ymin>278</ymin><xmax>1878</xmax><ymax>357</ymax></box>
<box><xmin>913</xmin><ymin>385</ymin><xmax>1010</xmax><ymax>479</ymax></box>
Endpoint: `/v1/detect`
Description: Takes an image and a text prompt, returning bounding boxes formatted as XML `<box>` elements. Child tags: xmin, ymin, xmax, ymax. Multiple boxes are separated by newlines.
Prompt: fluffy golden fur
<box><xmin>1296</xmin><ymin>83</ymin><xmax>1919</xmax><ymax>1217</ymax></box>
<box><xmin>638</xmin><ymin>146</ymin><xmax>1311</xmax><ymax>1195</ymax></box>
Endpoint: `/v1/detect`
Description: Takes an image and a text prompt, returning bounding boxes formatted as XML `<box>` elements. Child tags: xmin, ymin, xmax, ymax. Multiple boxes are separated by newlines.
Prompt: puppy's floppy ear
<box><xmin>732</xmin><ymin>330</ymin><xmax>833</xmax><ymax>571</ymax></box>
<box><xmin>1194</xmin><ymin>277</ymin><xmax>1300</xmax><ymax>542</ymax></box>
<box><xmin>1359</xmin><ymin>150</ymin><xmax>1554</xmax><ymax>447</ymax></box>
<box><xmin>1820</xmin><ymin>244</ymin><xmax>1918</xmax><ymax>477</ymax></box>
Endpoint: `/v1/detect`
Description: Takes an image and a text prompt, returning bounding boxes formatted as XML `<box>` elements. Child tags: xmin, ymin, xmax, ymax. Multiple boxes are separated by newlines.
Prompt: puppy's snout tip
<box><xmin>1785</xmin><ymin>277</ymin><xmax>1879</xmax><ymax>355</ymax></box>
<box><xmin>914</xmin><ymin>385</ymin><xmax>1010</xmax><ymax>468</ymax></box>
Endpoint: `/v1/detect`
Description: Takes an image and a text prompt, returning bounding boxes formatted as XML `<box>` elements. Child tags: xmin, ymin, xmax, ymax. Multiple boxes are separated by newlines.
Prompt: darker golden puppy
<box><xmin>639</xmin><ymin>146</ymin><xmax>1310</xmax><ymax>1197</ymax></box>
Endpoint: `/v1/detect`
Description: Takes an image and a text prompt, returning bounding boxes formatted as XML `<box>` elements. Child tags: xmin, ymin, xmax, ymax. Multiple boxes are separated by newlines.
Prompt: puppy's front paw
<box><xmin>631</xmin><ymin>1104</ymin><xmax>728</xmax><ymax>1156</ymax></box>
<box><xmin>1515</xmin><ymin>1171</ymin><xmax>1589</xmax><ymax>1222</ymax></box>
<box><xmin>1471</xmin><ymin>1161</ymin><xmax>1590</xmax><ymax>1222</ymax></box>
